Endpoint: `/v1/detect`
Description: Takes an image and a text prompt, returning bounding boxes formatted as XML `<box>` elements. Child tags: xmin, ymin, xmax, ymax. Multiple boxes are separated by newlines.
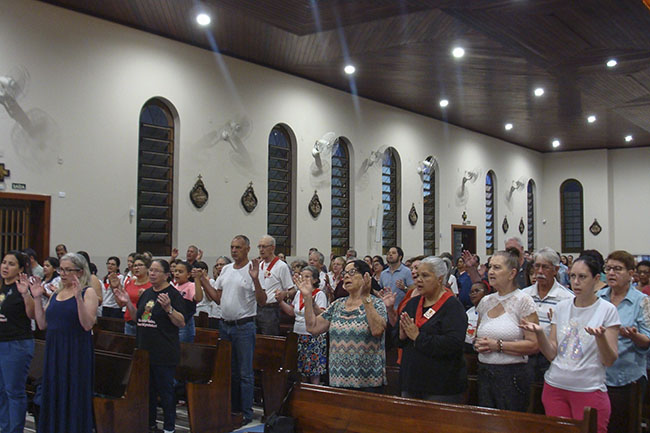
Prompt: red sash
<box><xmin>262</xmin><ymin>256</ymin><xmax>280</xmax><ymax>278</ymax></box>
<box><xmin>415</xmin><ymin>289</ymin><xmax>453</xmax><ymax>328</ymax></box>
<box><xmin>299</xmin><ymin>289</ymin><xmax>320</xmax><ymax>310</ymax></box>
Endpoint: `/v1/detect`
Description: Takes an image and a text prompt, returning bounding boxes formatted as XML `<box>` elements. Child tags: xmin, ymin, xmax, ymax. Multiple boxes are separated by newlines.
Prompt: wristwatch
<box><xmin>168</xmin><ymin>307</ymin><xmax>174</xmax><ymax>316</ymax></box>
<box><xmin>363</xmin><ymin>296</ymin><xmax>372</xmax><ymax>304</ymax></box>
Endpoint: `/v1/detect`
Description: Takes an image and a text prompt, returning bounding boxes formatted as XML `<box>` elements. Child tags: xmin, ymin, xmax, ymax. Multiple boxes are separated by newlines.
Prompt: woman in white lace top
<box><xmin>474</xmin><ymin>250</ymin><xmax>539</xmax><ymax>411</ymax></box>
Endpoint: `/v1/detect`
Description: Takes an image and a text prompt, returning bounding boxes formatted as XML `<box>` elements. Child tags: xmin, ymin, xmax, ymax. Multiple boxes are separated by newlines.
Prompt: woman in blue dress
<box><xmin>31</xmin><ymin>253</ymin><xmax>98</xmax><ymax>433</ymax></box>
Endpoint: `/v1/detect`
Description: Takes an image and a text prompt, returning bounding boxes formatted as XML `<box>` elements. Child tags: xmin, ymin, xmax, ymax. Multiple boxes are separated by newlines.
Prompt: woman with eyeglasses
<box><xmin>30</xmin><ymin>253</ymin><xmax>99</xmax><ymax>433</ymax></box>
<box><xmin>111</xmin><ymin>254</ymin><xmax>152</xmax><ymax>336</ymax></box>
<box><xmin>0</xmin><ymin>251</ymin><xmax>35</xmax><ymax>433</ymax></box>
<box><xmin>100</xmin><ymin>256</ymin><xmax>124</xmax><ymax>318</ymax></box>
<box><xmin>597</xmin><ymin>250</ymin><xmax>650</xmax><ymax>429</ymax></box>
<box><xmin>114</xmin><ymin>259</ymin><xmax>185</xmax><ymax>433</ymax></box>
<box><xmin>520</xmin><ymin>255</ymin><xmax>620</xmax><ymax>433</ymax></box>
<box><xmin>301</xmin><ymin>260</ymin><xmax>387</xmax><ymax>392</ymax></box>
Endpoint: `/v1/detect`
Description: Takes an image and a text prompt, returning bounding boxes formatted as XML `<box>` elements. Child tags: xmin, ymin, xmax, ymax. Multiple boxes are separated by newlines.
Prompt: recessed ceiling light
<box><xmin>587</xmin><ymin>115</ymin><xmax>596</xmax><ymax>123</ymax></box>
<box><xmin>552</xmin><ymin>139</ymin><xmax>561</xmax><ymax>148</ymax></box>
<box><xmin>534</xmin><ymin>88</ymin><xmax>545</xmax><ymax>97</ymax></box>
<box><xmin>625</xmin><ymin>135</ymin><xmax>633</xmax><ymax>142</ymax></box>
<box><xmin>344</xmin><ymin>64</ymin><xmax>356</xmax><ymax>75</ymax></box>
<box><xmin>606</xmin><ymin>59</ymin><xmax>618</xmax><ymax>68</ymax></box>
<box><xmin>196</xmin><ymin>13</ymin><xmax>211</xmax><ymax>26</ymax></box>
<box><xmin>452</xmin><ymin>47</ymin><xmax>465</xmax><ymax>58</ymax></box>
<box><xmin>504</xmin><ymin>123</ymin><xmax>513</xmax><ymax>131</ymax></box>
<box><xmin>439</xmin><ymin>99</ymin><xmax>449</xmax><ymax>108</ymax></box>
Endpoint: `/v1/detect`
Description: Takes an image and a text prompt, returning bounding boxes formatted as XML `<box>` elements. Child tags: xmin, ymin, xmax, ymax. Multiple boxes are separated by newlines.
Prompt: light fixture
<box><xmin>504</xmin><ymin>123</ymin><xmax>513</xmax><ymax>131</ymax></box>
<box><xmin>625</xmin><ymin>135</ymin><xmax>633</xmax><ymax>142</ymax></box>
<box><xmin>552</xmin><ymin>139</ymin><xmax>560</xmax><ymax>148</ymax></box>
<box><xmin>587</xmin><ymin>115</ymin><xmax>596</xmax><ymax>123</ymax></box>
<box><xmin>439</xmin><ymin>99</ymin><xmax>449</xmax><ymax>108</ymax></box>
<box><xmin>344</xmin><ymin>65</ymin><xmax>356</xmax><ymax>75</ymax></box>
<box><xmin>196</xmin><ymin>13</ymin><xmax>211</xmax><ymax>26</ymax></box>
<box><xmin>452</xmin><ymin>47</ymin><xmax>465</xmax><ymax>58</ymax></box>
<box><xmin>534</xmin><ymin>88</ymin><xmax>545</xmax><ymax>97</ymax></box>
<box><xmin>606</xmin><ymin>59</ymin><xmax>618</xmax><ymax>68</ymax></box>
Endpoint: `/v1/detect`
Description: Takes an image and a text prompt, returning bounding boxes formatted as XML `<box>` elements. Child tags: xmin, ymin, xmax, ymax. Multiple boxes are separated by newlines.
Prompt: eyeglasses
<box><xmin>257</xmin><ymin>244</ymin><xmax>273</xmax><ymax>249</ymax></box>
<box><xmin>341</xmin><ymin>268</ymin><xmax>360</xmax><ymax>277</ymax></box>
<box><xmin>60</xmin><ymin>268</ymin><xmax>81</xmax><ymax>275</ymax></box>
<box><xmin>604</xmin><ymin>265</ymin><xmax>626</xmax><ymax>273</ymax></box>
<box><xmin>637</xmin><ymin>270</ymin><xmax>649</xmax><ymax>275</ymax></box>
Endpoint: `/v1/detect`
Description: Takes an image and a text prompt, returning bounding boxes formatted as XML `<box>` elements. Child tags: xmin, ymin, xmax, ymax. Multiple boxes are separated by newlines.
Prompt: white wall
<box><xmin>2</xmin><ymin>0</ymin><xmax>646</xmax><ymax>275</ymax></box>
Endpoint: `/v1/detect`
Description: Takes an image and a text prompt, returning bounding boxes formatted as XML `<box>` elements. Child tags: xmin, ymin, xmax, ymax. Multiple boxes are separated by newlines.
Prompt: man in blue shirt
<box><xmin>379</xmin><ymin>246</ymin><xmax>414</xmax><ymax>307</ymax></box>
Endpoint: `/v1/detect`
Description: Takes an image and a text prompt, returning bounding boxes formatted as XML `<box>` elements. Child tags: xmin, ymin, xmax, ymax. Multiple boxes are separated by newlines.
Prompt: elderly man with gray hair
<box><xmin>522</xmin><ymin>247</ymin><xmax>574</xmax><ymax>382</ymax></box>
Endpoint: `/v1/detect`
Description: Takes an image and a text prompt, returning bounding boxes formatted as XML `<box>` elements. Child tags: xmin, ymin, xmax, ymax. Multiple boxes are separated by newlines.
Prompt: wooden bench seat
<box><xmin>95</xmin><ymin>316</ymin><xmax>126</xmax><ymax>333</ymax></box>
<box><xmin>284</xmin><ymin>383</ymin><xmax>596</xmax><ymax>433</ymax></box>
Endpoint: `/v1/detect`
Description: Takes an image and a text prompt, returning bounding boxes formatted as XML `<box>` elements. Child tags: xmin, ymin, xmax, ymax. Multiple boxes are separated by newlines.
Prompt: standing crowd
<box><xmin>1</xmin><ymin>236</ymin><xmax>649</xmax><ymax>433</ymax></box>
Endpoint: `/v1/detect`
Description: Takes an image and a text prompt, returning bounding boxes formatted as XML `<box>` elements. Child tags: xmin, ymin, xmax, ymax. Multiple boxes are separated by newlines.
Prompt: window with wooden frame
<box><xmin>137</xmin><ymin>99</ymin><xmax>174</xmax><ymax>256</ymax></box>
<box><xmin>382</xmin><ymin>148</ymin><xmax>399</xmax><ymax>254</ymax></box>
<box><xmin>267</xmin><ymin>125</ymin><xmax>293</xmax><ymax>256</ymax></box>
<box><xmin>560</xmin><ymin>179</ymin><xmax>584</xmax><ymax>253</ymax></box>
<box><xmin>331</xmin><ymin>138</ymin><xmax>350</xmax><ymax>256</ymax></box>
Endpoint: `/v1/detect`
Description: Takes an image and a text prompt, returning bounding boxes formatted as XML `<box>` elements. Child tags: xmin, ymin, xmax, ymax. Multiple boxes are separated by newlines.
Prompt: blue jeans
<box><xmin>219</xmin><ymin>320</ymin><xmax>256</xmax><ymax>421</ymax></box>
<box><xmin>149</xmin><ymin>364</ymin><xmax>176</xmax><ymax>431</ymax></box>
<box><xmin>179</xmin><ymin>316</ymin><xmax>195</xmax><ymax>343</ymax></box>
<box><xmin>0</xmin><ymin>339</ymin><xmax>35</xmax><ymax>433</ymax></box>
<box><xmin>124</xmin><ymin>321</ymin><xmax>137</xmax><ymax>336</ymax></box>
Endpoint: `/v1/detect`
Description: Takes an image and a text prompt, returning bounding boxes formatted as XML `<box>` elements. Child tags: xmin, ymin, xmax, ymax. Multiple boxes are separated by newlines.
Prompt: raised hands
<box><xmin>70</xmin><ymin>274</ymin><xmax>83</xmax><ymax>298</ymax></box>
<box><xmin>461</xmin><ymin>250</ymin><xmax>478</xmax><ymax>268</ymax></box>
<box><xmin>197</xmin><ymin>249</ymin><xmax>204</xmax><ymax>260</ymax></box>
<box><xmin>157</xmin><ymin>292</ymin><xmax>171</xmax><ymax>313</ymax></box>
<box><xmin>113</xmin><ymin>286</ymin><xmax>130</xmax><ymax>306</ymax></box>
<box><xmin>190</xmin><ymin>267</ymin><xmax>203</xmax><ymax>280</ymax></box>
<box><xmin>293</xmin><ymin>274</ymin><xmax>314</xmax><ymax>298</ymax></box>
<box><xmin>619</xmin><ymin>326</ymin><xmax>639</xmax><ymax>339</ymax></box>
<box><xmin>519</xmin><ymin>318</ymin><xmax>543</xmax><ymax>334</ymax></box>
<box><xmin>171</xmin><ymin>248</ymin><xmax>179</xmax><ymax>261</ymax></box>
<box><xmin>108</xmin><ymin>272</ymin><xmax>121</xmax><ymax>289</ymax></box>
<box><xmin>585</xmin><ymin>326</ymin><xmax>606</xmax><ymax>337</ymax></box>
<box><xmin>16</xmin><ymin>273</ymin><xmax>30</xmax><ymax>295</ymax></box>
<box><xmin>400</xmin><ymin>312</ymin><xmax>419</xmax><ymax>341</ymax></box>
<box><xmin>249</xmin><ymin>258</ymin><xmax>260</xmax><ymax>280</ymax></box>
<box><xmin>27</xmin><ymin>275</ymin><xmax>45</xmax><ymax>298</ymax></box>
<box><xmin>380</xmin><ymin>288</ymin><xmax>396</xmax><ymax>309</ymax></box>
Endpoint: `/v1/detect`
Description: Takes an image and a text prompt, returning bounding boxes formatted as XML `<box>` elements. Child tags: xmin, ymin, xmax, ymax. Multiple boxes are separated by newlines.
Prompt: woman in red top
<box><xmin>111</xmin><ymin>254</ymin><xmax>151</xmax><ymax>335</ymax></box>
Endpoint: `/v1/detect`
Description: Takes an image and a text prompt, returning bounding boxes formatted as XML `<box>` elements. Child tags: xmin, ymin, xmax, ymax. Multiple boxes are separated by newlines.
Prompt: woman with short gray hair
<box><xmin>398</xmin><ymin>256</ymin><xmax>468</xmax><ymax>402</ymax></box>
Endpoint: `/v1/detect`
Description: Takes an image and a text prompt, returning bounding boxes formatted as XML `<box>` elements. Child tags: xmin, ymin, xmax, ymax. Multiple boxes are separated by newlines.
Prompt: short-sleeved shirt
<box><xmin>598</xmin><ymin>286</ymin><xmax>650</xmax><ymax>386</ymax></box>
<box><xmin>0</xmin><ymin>282</ymin><xmax>32</xmax><ymax>341</ymax></box>
<box><xmin>175</xmin><ymin>281</ymin><xmax>196</xmax><ymax>319</ymax></box>
<box><xmin>545</xmin><ymin>298</ymin><xmax>620</xmax><ymax>392</ymax></box>
<box><xmin>379</xmin><ymin>264</ymin><xmax>414</xmax><ymax>307</ymax></box>
<box><xmin>259</xmin><ymin>258</ymin><xmax>294</xmax><ymax>305</ymax></box>
<box><xmin>321</xmin><ymin>296</ymin><xmax>387</xmax><ymax>388</ymax></box>
<box><xmin>522</xmin><ymin>280</ymin><xmax>574</xmax><ymax>335</ymax></box>
<box><xmin>292</xmin><ymin>290</ymin><xmax>328</xmax><ymax>335</ymax></box>
<box><xmin>124</xmin><ymin>278</ymin><xmax>152</xmax><ymax>322</ymax></box>
<box><xmin>136</xmin><ymin>285</ymin><xmax>186</xmax><ymax>366</ymax></box>
<box><xmin>196</xmin><ymin>278</ymin><xmax>221</xmax><ymax>319</ymax></box>
<box><xmin>215</xmin><ymin>262</ymin><xmax>257</xmax><ymax>321</ymax></box>
<box><xmin>476</xmin><ymin>289</ymin><xmax>537</xmax><ymax>364</ymax></box>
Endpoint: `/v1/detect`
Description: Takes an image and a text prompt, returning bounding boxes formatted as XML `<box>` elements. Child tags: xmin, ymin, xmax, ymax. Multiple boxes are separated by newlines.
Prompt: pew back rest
<box><xmin>96</xmin><ymin>317</ymin><xmax>127</xmax><ymax>333</ymax></box>
<box><xmin>285</xmin><ymin>384</ymin><xmax>596</xmax><ymax>433</ymax></box>
<box><xmin>253</xmin><ymin>332</ymin><xmax>297</xmax><ymax>373</ymax></box>
<box><xmin>176</xmin><ymin>342</ymin><xmax>218</xmax><ymax>383</ymax></box>
<box><xmin>93</xmin><ymin>330</ymin><xmax>136</xmax><ymax>354</ymax></box>
<box><xmin>94</xmin><ymin>349</ymin><xmax>132</xmax><ymax>398</ymax></box>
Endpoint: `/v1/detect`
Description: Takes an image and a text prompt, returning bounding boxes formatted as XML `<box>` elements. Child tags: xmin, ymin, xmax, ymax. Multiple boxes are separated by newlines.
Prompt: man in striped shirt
<box><xmin>522</xmin><ymin>247</ymin><xmax>574</xmax><ymax>382</ymax></box>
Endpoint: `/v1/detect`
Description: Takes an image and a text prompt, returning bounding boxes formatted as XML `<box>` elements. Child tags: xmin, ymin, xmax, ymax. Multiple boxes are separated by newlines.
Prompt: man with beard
<box><xmin>379</xmin><ymin>246</ymin><xmax>414</xmax><ymax>307</ymax></box>
<box><xmin>522</xmin><ymin>247</ymin><xmax>574</xmax><ymax>381</ymax></box>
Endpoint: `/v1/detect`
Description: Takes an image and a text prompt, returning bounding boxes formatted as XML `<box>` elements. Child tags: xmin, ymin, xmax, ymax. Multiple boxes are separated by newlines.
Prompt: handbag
<box><xmin>263</xmin><ymin>412</ymin><xmax>295</xmax><ymax>433</ymax></box>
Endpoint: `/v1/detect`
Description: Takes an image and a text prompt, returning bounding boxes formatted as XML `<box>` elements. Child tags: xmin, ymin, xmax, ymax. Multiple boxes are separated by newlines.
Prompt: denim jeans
<box><xmin>124</xmin><ymin>321</ymin><xmax>137</xmax><ymax>336</ymax></box>
<box><xmin>179</xmin><ymin>316</ymin><xmax>195</xmax><ymax>343</ymax></box>
<box><xmin>478</xmin><ymin>362</ymin><xmax>532</xmax><ymax>412</ymax></box>
<box><xmin>149</xmin><ymin>364</ymin><xmax>176</xmax><ymax>432</ymax></box>
<box><xmin>219</xmin><ymin>320</ymin><xmax>256</xmax><ymax>420</ymax></box>
<box><xmin>0</xmin><ymin>339</ymin><xmax>35</xmax><ymax>433</ymax></box>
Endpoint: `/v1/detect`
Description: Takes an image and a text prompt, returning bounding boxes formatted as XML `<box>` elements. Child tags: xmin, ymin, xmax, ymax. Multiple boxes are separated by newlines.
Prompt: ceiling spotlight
<box><xmin>439</xmin><ymin>99</ymin><xmax>449</xmax><ymax>108</ymax></box>
<box><xmin>625</xmin><ymin>135</ymin><xmax>633</xmax><ymax>142</ymax></box>
<box><xmin>344</xmin><ymin>64</ymin><xmax>356</xmax><ymax>75</ymax></box>
<box><xmin>534</xmin><ymin>88</ymin><xmax>545</xmax><ymax>97</ymax></box>
<box><xmin>552</xmin><ymin>139</ymin><xmax>561</xmax><ymax>148</ymax></box>
<box><xmin>606</xmin><ymin>59</ymin><xmax>618</xmax><ymax>68</ymax></box>
<box><xmin>504</xmin><ymin>123</ymin><xmax>513</xmax><ymax>131</ymax></box>
<box><xmin>196</xmin><ymin>13</ymin><xmax>211</xmax><ymax>26</ymax></box>
<box><xmin>452</xmin><ymin>47</ymin><xmax>465</xmax><ymax>58</ymax></box>
<box><xmin>587</xmin><ymin>115</ymin><xmax>596</xmax><ymax>123</ymax></box>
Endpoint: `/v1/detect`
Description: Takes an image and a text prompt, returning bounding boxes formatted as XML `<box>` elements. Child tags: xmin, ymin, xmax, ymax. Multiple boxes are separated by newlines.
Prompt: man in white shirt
<box><xmin>522</xmin><ymin>247</ymin><xmax>574</xmax><ymax>382</ymax></box>
<box><xmin>202</xmin><ymin>235</ymin><xmax>266</xmax><ymax>426</ymax></box>
<box><xmin>256</xmin><ymin>235</ymin><xmax>295</xmax><ymax>335</ymax></box>
<box><xmin>308</xmin><ymin>250</ymin><xmax>328</xmax><ymax>289</ymax></box>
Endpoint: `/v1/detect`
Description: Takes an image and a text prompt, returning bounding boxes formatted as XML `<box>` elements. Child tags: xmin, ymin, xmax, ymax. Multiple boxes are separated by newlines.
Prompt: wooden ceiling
<box><xmin>39</xmin><ymin>0</ymin><xmax>650</xmax><ymax>152</ymax></box>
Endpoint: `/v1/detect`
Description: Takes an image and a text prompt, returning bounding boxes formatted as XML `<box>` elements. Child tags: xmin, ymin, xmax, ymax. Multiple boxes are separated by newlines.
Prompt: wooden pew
<box><xmin>26</xmin><ymin>339</ymin><xmax>46</xmax><ymax>423</ymax></box>
<box><xmin>93</xmin><ymin>329</ymin><xmax>136</xmax><ymax>354</ymax></box>
<box><xmin>93</xmin><ymin>348</ymin><xmax>149</xmax><ymax>433</ymax></box>
<box><xmin>95</xmin><ymin>316</ymin><xmax>126</xmax><ymax>333</ymax></box>
<box><xmin>284</xmin><ymin>383</ymin><xmax>597</xmax><ymax>433</ymax></box>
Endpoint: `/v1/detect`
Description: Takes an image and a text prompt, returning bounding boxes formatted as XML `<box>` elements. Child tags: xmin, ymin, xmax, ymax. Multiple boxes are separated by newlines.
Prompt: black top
<box><xmin>0</xmin><ymin>282</ymin><xmax>32</xmax><ymax>342</ymax></box>
<box><xmin>398</xmin><ymin>294</ymin><xmax>468</xmax><ymax>395</ymax></box>
<box><xmin>136</xmin><ymin>285</ymin><xmax>186</xmax><ymax>366</ymax></box>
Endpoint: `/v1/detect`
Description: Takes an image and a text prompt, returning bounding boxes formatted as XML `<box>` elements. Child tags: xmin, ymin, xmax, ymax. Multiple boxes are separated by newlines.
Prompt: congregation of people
<box><xmin>1</xmin><ymin>237</ymin><xmax>650</xmax><ymax>433</ymax></box>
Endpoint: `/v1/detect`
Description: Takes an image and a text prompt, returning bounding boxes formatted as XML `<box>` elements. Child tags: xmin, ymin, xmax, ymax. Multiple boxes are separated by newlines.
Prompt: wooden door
<box><xmin>0</xmin><ymin>192</ymin><xmax>50</xmax><ymax>261</ymax></box>
<box><xmin>451</xmin><ymin>225</ymin><xmax>476</xmax><ymax>261</ymax></box>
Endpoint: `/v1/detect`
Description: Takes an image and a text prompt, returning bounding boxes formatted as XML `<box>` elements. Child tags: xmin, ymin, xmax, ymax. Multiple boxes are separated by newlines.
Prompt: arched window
<box><xmin>527</xmin><ymin>180</ymin><xmax>535</xmax><ymax>251</ymax></box>
<box><xmin>560</xmin><ymin>179</ymin><xmax>584</xmax><ymax>253</ymax></box>
<box><xmin>137</xmin><ymin>98</ymin><xmax>175</xmax><ymax>255</ymax></box>
<box><xmin>382</xmin><ymin>148</ymin><xmax>399</xmax><ymax>254</ymax></box>
<box><xmin>422</xmin><ymin>156</ymin><xmax>436</xmax><ymax>255</ymax></box>
<box><xmin>331</xmin><ymin>138</ymin><xmax>350</xmax><ymax>256</ymax></box>
<box><xmin>485</xmin><ymin>171</ymin><xmax>496</xmax><ymax>255</ymax></box>
<box><xmin>267</xmin><ymin>125</ymin><xmax>293</xmax><ymax>256</ymax></box>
